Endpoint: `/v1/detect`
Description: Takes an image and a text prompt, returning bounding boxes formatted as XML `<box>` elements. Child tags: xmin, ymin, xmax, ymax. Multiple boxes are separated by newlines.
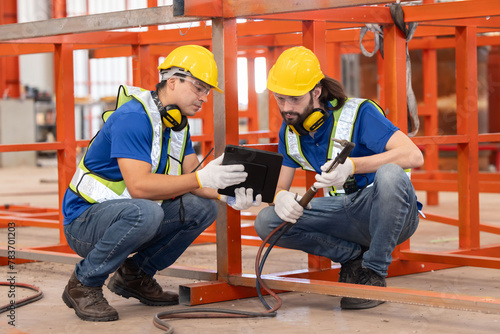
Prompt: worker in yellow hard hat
<box><xmin>61</xmin><ymin>45</ymin><xmax>261</xmax><ymax>322</ymax></box>
<box><xmin>255</xmin><ymin>46</ymin><xmax>424</xmax><ymax>309</ymax></box>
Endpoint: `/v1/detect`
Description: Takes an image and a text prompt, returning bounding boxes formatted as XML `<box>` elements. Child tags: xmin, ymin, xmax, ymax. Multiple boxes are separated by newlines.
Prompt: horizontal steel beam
<box><xmin>229</xmin><ymin>274</ymin><xmax>500</xmax><ymax>314</ymax></box>
<box><xmin>0</xmin><ymin>247</ymin><xmax>81</xmax><ymax>265</ymax></box>
<box><xmin>0</xmin><ymin>6</ymin><xmax>203</xmax><ymax>42</ymax></box>
<box><xmin>178</xmin><ymin>0</ymin><xmax>403</xmax><ymax>18</ymax></box>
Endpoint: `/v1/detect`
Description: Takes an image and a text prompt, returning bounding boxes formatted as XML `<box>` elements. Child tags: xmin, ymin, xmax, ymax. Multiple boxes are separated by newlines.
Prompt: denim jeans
<box><xmin>64</xmin><ymin>193</ymin><xmax>217</xmax><ymax>287</ymax></box>
<box><xmin>254</xmin><ymin>164</ymin><xmax>419</xmax><ymax>278</ymax></box>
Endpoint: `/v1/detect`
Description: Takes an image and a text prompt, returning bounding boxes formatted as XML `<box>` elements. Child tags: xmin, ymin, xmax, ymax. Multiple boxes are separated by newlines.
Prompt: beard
<box><xmin>280</xmin><ymin>96</ymin><xmax>315</xmax><ymax>127</ymax></box>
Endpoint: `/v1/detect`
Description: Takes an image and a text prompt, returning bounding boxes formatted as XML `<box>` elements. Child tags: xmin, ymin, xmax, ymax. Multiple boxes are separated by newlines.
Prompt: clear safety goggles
<box><xmin>273</xmin><ymin>92</ymin><xmax>308</xmax><ymax>106</ymax></box>
<box><xmin>177</xmin><ymin>75</ymin><xmax>212</xmax><ymax>97</ymax></box>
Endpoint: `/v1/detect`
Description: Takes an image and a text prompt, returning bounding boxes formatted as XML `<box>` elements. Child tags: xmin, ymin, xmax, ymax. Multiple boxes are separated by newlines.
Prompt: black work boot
<box><xmin>62</xmin><ymin>271</ymin><xmax>119</xmax><ymax>322</ymax></box>
<box><xmin>338</xmin><ymin>254</ymin><xmax>363</xmax><ymax>284</ymax></box>
<box><xmin>107</xmin><ymin>258</ymin><xmax>179</xmax><ymax>306</ymax></box>
<box><xmin>340</xmin><ymin>267</ymin><xmax>386</xmax><ymax>310</ymax></box>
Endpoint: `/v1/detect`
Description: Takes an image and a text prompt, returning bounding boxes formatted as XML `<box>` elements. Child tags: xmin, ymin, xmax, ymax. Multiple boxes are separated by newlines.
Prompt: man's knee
<box><xmin>254</xmin><ymin>206</ymin><xmax>276</xmax><ymax>240</ymax></box>
<box><xmin>128</xmin><ymin>199</ymin><xmax>164</xmax><ymax>233</ymax></box>
<box><xmin>183</xmin><ymin>194</ymin><xmax>218</xmax><ymax>228</ymax></box>
<box><xmin>375</xmin><ymin>164</ymin><xmax>412</xmax><ymax>191</ymax></box>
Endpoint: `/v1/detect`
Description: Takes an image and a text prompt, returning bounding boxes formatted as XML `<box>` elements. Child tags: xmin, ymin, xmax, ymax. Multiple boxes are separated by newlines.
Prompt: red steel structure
<box><xmin>0</xmin><ymin>0</ymin><xmax>500</xmax><ymax>313</ymax></box>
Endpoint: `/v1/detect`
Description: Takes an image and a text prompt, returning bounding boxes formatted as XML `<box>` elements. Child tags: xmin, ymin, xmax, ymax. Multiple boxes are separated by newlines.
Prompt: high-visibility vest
<box><xmin>285</xmin><ymin>98</ymin><xmax>410</xmax><ymax>196</ymax></box>
<box><xmin>69</xmin><ymin>85</ymin><xmax>188</xmax><ymax>204</ymax></box>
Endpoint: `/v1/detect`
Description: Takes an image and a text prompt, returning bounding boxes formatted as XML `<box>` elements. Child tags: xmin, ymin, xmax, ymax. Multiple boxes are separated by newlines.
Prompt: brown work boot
<box><xmin>107</xmin><ymin>258</ymin><xmax>179</xmax><ymax>306</ymax></box>
<box><xmin>62</xmin><ymin>271</ymin><xmax>119</xmax><ymax>322</ymax></box>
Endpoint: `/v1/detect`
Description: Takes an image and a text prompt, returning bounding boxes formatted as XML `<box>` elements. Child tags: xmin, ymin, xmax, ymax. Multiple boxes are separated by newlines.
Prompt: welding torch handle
<box><xmin>297</xmin><ymin>140</ymin><xmax>356</xmax><ymax>209</ymax></box>
<box><xmin>298</xmin><ymin>186</ymin><xmax>318</xmax><ymax>208</ymax></box>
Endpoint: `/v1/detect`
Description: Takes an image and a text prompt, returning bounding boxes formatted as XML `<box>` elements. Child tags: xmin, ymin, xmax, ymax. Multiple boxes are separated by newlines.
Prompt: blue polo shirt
<box><xmin>62</xmin><ymin>98</ymin><xmax>195</xmax><ymax>225</ymax></box>
<box><xmin>278</xmin><ymin>100</ymin><xmax>398</xmax><ymax>188</ymax></box>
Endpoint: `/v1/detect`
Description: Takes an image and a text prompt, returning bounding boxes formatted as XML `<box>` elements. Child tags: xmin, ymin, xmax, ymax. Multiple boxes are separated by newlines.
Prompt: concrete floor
<box><xmin>1</xmin><ymin>165</ymin><xmax>500</xmax><ymax>333</ymax></box>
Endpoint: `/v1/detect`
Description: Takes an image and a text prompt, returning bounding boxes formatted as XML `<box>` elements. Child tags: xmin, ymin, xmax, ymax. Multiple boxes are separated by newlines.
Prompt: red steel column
<box><xmin>246</xmin><ymin>55</ymin><xmax>259</xmax><ymax>143</ymax></box>
<box><xmin>422</xmin><ymin>41</ymin><xmax>440</xmax><ymax>206</ymax></box>
<box><xmin>54</xmin><ymin>43</ymin><xmax>76</xmax><ymax>243</ymax></box>
<box><xmin>267</xmin><ymin>46</ymin><xmax>283</xmax><ymax>142</ymax></box>
<box><xmin>383</xmin><ymin>24</ymin><xmax>408</xmax><ymax>131</ymax></box>
<box><xmin>212</xmin><ymin>17</ymin><xmax>242</xmax><ymax>277</ymax></box>
<box><xmin>51</xmin><ymin>0</ymin><xmax>67</xmax><ymax>18</ymax></box>
<box><xmin>326</xmin><ymin>42</ymin><xmax>342</xmax><ymax>81</ymax></box>
<box><xmin>303</xmin><ymin>20</ymin><xmax>332</xmax><ymax>271</ymax></box>
<box><xmin>0</xmin><ymin>0</ymin><xmax>20</xmax><ymax>98</ymax></box>
<box><xmin>455</xmin><ymin>26</ymin><xmax>480</xmax><ymax>250</ymax></box>
<box><xmin>383</xmin><ymin>23</ymin><xmax>409</xmax><ymax>256</ymax></box>
<box><xmin>487</xmin><ymin>46</ymin><xmax>500</xmax><ymax>169</ymax></box>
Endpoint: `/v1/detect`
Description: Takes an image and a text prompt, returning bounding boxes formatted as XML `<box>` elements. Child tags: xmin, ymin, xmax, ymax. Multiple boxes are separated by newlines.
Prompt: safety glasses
<box><xmin>273</xmin><ymin>92</ymin><xmax>308</xmax><ymax>106</ymax></box>
<box><xmin>181</xmin><ymin>76</ymin><xmax>212</xmax><ymax>97</ymax></box>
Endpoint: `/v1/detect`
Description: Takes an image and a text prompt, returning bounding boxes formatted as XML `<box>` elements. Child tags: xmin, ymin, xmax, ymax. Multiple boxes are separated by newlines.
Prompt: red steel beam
<box><xmin>178</xmin><ymin>0</ymin><xmax>402</xmax><ymax>19</ymax></box>
<box><xmin>227</xmin><ymin>274</ymin><xmax>500</xmax><ymax>314</ymax></box>
<box><xmin>403</xmin><ymin>0</ymin><xmax>500</xmax><ymax>23</ymax></box>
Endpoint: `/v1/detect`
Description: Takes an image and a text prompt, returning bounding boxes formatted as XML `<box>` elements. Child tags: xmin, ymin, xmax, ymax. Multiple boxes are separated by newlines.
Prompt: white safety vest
<box><xmin>69</xmin><ymin>85</ymin><xmax>188</xmax><ymax>204</ymax></box>
<box><xmin>285</xmin><ymin>98</ymin><xmax>409</xmax><ymax>196</ymax></box>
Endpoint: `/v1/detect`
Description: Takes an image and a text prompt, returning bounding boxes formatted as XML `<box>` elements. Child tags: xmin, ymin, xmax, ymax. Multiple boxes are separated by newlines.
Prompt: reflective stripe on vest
<box><xmin>285</xmin><ymin>128</ymin><xmax>315</xmax><ymax>172</ymax></box>
<box><xmin>326</xmin><ymin>98</ymin><xmax>367</xmax><ymax>196</ymax></box>
<box><xmin>69</xmin><ymin>85</ymin><xmax>187</xmax><ymax>203</ymax></box>
<box><xmin>285</xmin><ymin>98</ymin><xmax>367</xmax><ymax>196</ymax></box>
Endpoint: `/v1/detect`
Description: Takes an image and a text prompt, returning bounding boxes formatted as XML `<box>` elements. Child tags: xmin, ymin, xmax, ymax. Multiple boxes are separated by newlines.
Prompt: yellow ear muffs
<box><xmin>161</xmin><ymin>105</ymin><xmax>188</xmax><ymax>131</ymax></box>
<box><xmin>303</xmin><ymin>108</ymin><xmax>328</xmax><ymax>132</ymax></box>
<box><xmin>290</xmin><ymin>108</ymin><xmax>328</xmax><ymax>136</ymax></box>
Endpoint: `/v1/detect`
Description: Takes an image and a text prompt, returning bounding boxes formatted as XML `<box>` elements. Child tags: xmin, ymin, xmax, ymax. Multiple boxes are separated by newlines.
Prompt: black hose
<box><xmin>0</xmin><ymin>282</ymin><xmax>43</xmax><ymax>313</ymax></box>
<box><xmin>255</xmin><ymin>222</ymin><xmax>293</xmax><ymax>309</ymax></box>
<box><xmin>153</xmin><ymin>221</ymin><xmax>290</xmax><ymax>332</ymax></box>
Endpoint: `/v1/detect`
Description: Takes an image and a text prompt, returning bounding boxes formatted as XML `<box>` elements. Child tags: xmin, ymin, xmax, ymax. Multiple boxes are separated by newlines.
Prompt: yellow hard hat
<box><xmin>158</xmin><ymin>45</ymin><xmax>223</xmax><ymax>93</ymax></box>
<box><xmin>267</xmin><ymin>46</ymin><xmax>325</xmax><ymax>96</ymax></box>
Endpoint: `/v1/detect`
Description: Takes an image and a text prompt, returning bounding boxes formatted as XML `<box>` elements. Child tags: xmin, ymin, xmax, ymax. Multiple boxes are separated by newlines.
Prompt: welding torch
<box><xmin>297</xmin><ymin>139</ymin><xmax>355</xmax><ymax>208</ymax></box>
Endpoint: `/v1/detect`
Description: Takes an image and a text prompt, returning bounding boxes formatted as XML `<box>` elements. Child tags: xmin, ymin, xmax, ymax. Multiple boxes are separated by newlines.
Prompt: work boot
<box><xmin>340</xmin><ymin>268</ymin><xmax>386</xmax><ymax>310</ymax></box>
<box><xmin>338</xmin><ymin>254</ymin><xmax>363</xmax><ymax>284</ymax></box>
<box><xmin>62</xmin><ymin>271</ymin><xmax>119</xmax><ymax>322</ymax></box>
<box><xmin>108</xmin><ymin>258</ymin><xmax>179</xmax><ymax>306</ymax></box>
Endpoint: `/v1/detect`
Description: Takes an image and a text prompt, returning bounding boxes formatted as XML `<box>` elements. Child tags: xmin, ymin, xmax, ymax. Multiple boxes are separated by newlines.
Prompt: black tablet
<box><xmin>217</xmin><ymin>145</ymin><xmax>283</xmax><ymax>203</ymax></box>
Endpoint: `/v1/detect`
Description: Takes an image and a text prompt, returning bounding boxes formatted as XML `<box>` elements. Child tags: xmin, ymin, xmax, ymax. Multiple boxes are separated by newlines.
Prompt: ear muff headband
<box><xmin>161</xmin><ymin>104</ymin><xmax>188</xmax><ymax>131</ymax></box>
<box><xmin>290</xmin><ymin>108</ymin><xmax>328</xmax><ymax>136</ymax></box>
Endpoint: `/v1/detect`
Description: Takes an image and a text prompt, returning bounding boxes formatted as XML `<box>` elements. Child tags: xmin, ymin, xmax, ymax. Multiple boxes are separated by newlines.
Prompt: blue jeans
<box><xmin>255</xmin><ymin>164</ymin><xmax>419</xmax><ymax>278</ymax></box>
<box><xmin>64</xmin><ymin>193</ymin><xmax>217</xmax><ymax>287</ymax></box>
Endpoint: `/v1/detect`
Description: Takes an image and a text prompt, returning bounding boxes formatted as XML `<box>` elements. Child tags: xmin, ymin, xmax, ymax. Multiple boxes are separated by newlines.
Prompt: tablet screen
<box><xmin>217</xmin><ymin>145</ymin><xmax>283</xmax><ymax>203</ymax></box>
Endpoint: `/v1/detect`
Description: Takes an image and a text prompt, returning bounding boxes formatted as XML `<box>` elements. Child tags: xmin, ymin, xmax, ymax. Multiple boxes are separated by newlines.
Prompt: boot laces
<box><xmin>140</xmin><ymin>274</ymin><xmax>163</xmax><ymax>293</ymax></box>
<box><xmin>83</xmin><ymin>286</ymin><xmax>108</xmax><ymax>306</ymax></box>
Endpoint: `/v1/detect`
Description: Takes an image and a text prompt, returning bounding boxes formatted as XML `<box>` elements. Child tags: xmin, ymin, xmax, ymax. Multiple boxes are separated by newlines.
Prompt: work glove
<box><xmin>313</xmin><ymin>157</ymin><xmax>355</xmax><ymax>189</ymax></box>
<box><xmin>196</xmin><ymin>154</ymin><xmax>247</xmax><ymax>190</ymax></box>
<box><xmin>219</xmin><ymin>187</ymin><xmax>262</xmax><ymax>210</ymax></box>
<box><xmin>273</xmin><ymin>190</ymin><xmax>310</xmax><ymax>224</ymax></box>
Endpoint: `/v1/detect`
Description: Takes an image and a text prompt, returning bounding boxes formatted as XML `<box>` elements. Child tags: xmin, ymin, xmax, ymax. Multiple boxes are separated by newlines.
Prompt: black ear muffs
<box><xmin>290</xmin><ymin>108</ymin><xmax>328</xmax><ymax>136</ymax></box>
<box><xmin>161</xmin><ymin>104</ymin><xmax>188</xmax><ymax>131</ymax></box>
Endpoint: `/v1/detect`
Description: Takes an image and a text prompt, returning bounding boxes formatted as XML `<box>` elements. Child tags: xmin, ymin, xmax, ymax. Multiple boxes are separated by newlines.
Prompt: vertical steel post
<box><xmin>302</xmin><ymin>20</ymin><xmax>332</xmax><ymax>271</ymax></box>
<box><xmin>327</xmin><ymin>42</ymin><xmax>342</xmax><ymax>80</ymax></box>
<box><xmin>54</xmin><ymin>43</ymin><xmax>76</xmax><ymax>244</ymax></box>
<box><xmin>383</xmin><ymin>23</ymin><xmax>408</xmax><ymax>258</ymax></box>
<box><xmin>247</xmin><ymin>55</ymin><xmax>259</xmax><ymax>143</ymax></box>
<box><xmin>383</xmin><ymin>24</ymin><xmax>408</xmax><ymax>131</ymax></box>
<box><xmin>422</xmin><ymin>40</ymin><xmax>440</xmax><ymax>206</ymax></box>
<box><xmin>212</xmin><ymin>17</ymin><xmax>242</xmax><ymax>278</ymax></box>
<box><xmin>455</xmin><ymin>26</ymin><xmax>480</xmax><ymax>250</ymax></box>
